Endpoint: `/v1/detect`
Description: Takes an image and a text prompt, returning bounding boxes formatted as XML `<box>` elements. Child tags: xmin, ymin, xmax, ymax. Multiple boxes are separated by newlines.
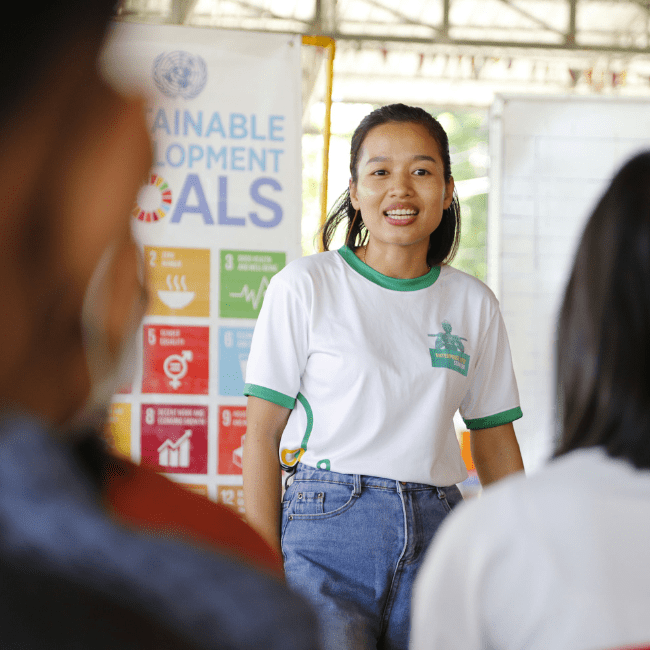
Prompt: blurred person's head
<box><xmin>0</xmin><ymin>1</ymin><xmax>151</xmax><ymax>427</ymax></box>
<box><xmin>556</xmin><ymin>151</ymin><xmax>650</xmax><ymax>468</ymax></box>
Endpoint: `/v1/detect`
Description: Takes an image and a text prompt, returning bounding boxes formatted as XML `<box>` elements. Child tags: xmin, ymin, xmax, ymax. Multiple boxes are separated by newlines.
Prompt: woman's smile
<box><xmin>384</xmin><ymin>202</ymin><xmax>419</xmax><ymax>224</ymax></box>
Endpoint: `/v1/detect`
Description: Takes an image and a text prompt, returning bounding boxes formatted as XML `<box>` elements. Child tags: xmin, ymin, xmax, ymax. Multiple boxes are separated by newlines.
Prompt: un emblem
<box><xmin>152</xmin><ymin>51</ymin><xmax>207</xmax><ymax>99</ymax></box>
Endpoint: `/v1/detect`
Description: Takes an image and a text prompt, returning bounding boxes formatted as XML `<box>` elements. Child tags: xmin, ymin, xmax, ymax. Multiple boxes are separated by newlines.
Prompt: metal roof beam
<box><xmin>442</xmin><ymin>0</ymin><xmax>451</xmax><ymax>38</ymax></box>
<box><xmin>314</xmin><ymin>0</ymin><xmax>338</xmax><ymax>33</ymax></box>
<box><xmin>495</xmin><ymin>0</ymin><xmax>564</xmax><ymax>35</ymax></box>
<box><xmin>223</xmin><ymin>0</ymin><xmax>310</xmax><ymax>23</ymax></box>
<box><xmin>324</xmin><ymin>30</ymin><xmax>650</xmax><ymax>54</ymax></box>
<box><xmin>626</xmin><ymin>0</ymin><xmax>650</xmax><ymax>16</ymax></box>
<box><xmin>566</xmin><ymin>0</ymin><xmax>577</xmax><ymax>44</ymax></box>
<box><xmin>358</xmin><ymin>0</ymin><xmax>441</xmax><ymax>34</ymax></box>
<box><xmin>170</xmin><ymin>0</ymin><xmax>198</xmax><ymax>24</ymax></box>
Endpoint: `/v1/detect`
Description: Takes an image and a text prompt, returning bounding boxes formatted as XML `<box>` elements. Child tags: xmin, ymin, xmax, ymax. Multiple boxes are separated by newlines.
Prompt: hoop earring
<box><xmin>346</xmin><ymin>209</ymin><xmax>360</xmax><ymax>246</ymax></box>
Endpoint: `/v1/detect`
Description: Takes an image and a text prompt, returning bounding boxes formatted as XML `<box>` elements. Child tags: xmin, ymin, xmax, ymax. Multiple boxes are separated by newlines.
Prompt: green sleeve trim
<box><xmin>243</xmin><ymin>384</ymin><xmax>296</xmax><ymax>409</ymax></box>
<box><xmin>296</xmin><ymin>392</ymin><xmax>314</xmax><ymax>450</ymax></box>
<box><xmin>338</xmin><ymin>245</ymin><xmax>440</xmax><ymax>291</ymax></box>
<box><xmin>463</xmin><ymin>406</ymin><xmax>523</xmax><ymax>430</ymax></box>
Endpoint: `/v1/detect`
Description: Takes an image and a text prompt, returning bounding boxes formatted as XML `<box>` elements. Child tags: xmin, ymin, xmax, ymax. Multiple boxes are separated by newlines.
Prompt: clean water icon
<box><xmin>219</xmin><ymin>327</ymin><xmax>253</xmax><ymax>396</ymax></box>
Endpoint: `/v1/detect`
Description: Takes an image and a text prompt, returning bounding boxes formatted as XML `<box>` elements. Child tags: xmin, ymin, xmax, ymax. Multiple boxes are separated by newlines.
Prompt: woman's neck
<box><xmin>355</xmin><ymin>239</ymin><xmax>431</xmax><ymax>279</ymax></box>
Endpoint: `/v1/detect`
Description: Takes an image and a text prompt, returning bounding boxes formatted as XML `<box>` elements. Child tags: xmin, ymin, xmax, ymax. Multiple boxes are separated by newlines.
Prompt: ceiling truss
<box><xmin>116</xmin><ymin>0</ymin><xmax>650</xmax><ymax>107</ymax></box>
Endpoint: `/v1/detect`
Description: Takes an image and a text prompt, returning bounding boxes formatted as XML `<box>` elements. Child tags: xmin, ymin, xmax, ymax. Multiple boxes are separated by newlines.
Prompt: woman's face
<box><xmin>349</xmin><ymin>121</ymin><xmax>454</xmax><ymax>259</ymax></box>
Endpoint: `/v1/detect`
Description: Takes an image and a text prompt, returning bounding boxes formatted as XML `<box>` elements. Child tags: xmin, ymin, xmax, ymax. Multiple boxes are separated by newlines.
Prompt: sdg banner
<box><xmin>101</xmin><ymin>24</ymin><xmax>302</xmax><ymax>506</ymax></box>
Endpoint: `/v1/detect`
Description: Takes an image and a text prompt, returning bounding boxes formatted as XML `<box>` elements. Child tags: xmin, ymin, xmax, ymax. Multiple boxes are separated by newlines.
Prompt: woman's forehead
<box><xmin>358</xmin><ymin>121</ymin><xmax>441</xmax><ymax>161</ymax></box>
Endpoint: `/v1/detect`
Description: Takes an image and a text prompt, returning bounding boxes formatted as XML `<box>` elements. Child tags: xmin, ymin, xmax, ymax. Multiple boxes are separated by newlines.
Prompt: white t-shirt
<box><xmin>244</xmin><ymin>246</ymin><xmax>522</xmax><ymax>486</ymax></box>
<box><xmin>411</xmin><ymin>447</ymin><xmax>650</xmax><ymax>650</ymax></box>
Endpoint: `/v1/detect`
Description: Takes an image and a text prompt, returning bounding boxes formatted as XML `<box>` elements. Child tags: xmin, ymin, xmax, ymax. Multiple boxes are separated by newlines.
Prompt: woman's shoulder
<box><xmin>438</xmin><ymin>265</ymin><xmax>499</xmax><ymax>305</ymax></box>
<box><xmin>272</xmin><ymin>249</ymin><xmax>344</xmax><ymax>286</ymax></box>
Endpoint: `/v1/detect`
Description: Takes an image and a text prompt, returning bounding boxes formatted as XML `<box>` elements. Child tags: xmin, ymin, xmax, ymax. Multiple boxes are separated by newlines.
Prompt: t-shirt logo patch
<box><xmin>428</xmin><ymin>320</ymin><xmax>470</xmax><ymax>376</ymax></box>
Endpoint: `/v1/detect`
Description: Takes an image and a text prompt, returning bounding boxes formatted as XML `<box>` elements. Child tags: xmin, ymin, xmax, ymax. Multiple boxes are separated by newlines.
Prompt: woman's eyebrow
<box><xmin>365</xmin><ymin>154</ymin><xmax>437</xmax><ymax>166</ymax></box>
<box><xmin>366</xmin><ymin>155</ymin><xmax>389</xmax><ymax>165</ymax></box>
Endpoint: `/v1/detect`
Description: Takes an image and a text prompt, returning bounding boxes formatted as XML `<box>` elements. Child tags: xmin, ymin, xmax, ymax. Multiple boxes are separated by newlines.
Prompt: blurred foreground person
<box><xmin>410</xmin><ymin>152</ymin><xmax>650</xmax><ymax>650</ymax></box>
<box><xmin>0</xmin><ymin>2</ymin><xmax>319</xmax><ymax>649</ymax></box>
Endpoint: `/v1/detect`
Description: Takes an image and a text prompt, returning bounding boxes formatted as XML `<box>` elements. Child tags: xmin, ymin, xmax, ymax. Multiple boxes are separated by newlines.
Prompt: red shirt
<box><xmin>104</xmin><ymin>455</ymin><xmax>284</xmax><ymax>579</ymax></box>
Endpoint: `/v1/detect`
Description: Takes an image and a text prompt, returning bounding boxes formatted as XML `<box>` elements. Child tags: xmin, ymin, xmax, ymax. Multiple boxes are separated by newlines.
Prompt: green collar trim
<box><xmin>338</xmin><ymin>245</ymin><xmax>440</xmax><ymax>291</ymax></box>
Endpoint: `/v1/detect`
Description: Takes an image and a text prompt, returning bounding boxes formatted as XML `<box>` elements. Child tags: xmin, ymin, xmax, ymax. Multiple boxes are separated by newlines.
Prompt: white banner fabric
<box><xmin>100</xmin><ymin>23</ymin><xmax>302</xmax><ymax>505</ymax></box>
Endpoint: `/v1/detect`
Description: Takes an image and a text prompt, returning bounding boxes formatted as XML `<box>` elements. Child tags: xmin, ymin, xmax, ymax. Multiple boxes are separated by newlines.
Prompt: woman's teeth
<box><xmin>385</xmin><ymin>209</ymin><xmax>417</xmax><ymax>219</ymax></box>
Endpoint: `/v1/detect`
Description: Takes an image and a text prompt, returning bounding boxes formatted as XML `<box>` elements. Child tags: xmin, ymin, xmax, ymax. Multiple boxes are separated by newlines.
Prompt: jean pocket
<box><xmin>294</xmin><ymin>491</ymin><xmax>324</xmax><ymax>515</ymax></box>
<box><xmin>288</xmin><ymin>481</ymin><xmax>357</xmax><ymax>520</ymax></box>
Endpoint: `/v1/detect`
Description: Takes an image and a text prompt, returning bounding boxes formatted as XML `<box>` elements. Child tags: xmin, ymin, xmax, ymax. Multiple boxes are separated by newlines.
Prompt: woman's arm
<box><xmin>243</xmin><ymin>396</ymin><xmax>291</xmax><ymax>557</ymax></box>
<box><xmin>470</xmin><ymin>422</ymin><xmax>524</xmax><ymax>487</ymax></box>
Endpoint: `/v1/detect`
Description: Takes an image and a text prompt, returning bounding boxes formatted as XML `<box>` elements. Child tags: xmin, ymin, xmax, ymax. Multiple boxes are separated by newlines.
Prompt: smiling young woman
<box><xmin>242</xmin><ymin>103</ymin><xmax>524</xmax><ymax>650</ymax></box>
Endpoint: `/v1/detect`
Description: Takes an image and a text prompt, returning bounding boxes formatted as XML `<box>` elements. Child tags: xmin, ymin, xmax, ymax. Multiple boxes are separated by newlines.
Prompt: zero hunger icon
<box><xmin>132</xmin><ymin>174</ymin><xmax>172</xmax><ymax>223</ymax></box>
<box><xmin>145</xmin><ymin>247</ymin><xmax>210</xmax><ymax>318</ymax></box>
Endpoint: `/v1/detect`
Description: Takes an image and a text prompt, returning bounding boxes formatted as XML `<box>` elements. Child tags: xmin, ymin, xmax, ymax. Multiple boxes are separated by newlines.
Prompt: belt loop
<box><xmin>352</xmin><ymin>474</ymin><xmax>362</xmax><ymax>497</ymax></box>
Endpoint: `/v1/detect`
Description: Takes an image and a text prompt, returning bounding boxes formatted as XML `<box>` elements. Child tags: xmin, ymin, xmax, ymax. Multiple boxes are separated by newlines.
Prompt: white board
<box><xmin>489</xmin><ymin>95</ymin><xmax>650</xmax><ymax>471</ymax></box>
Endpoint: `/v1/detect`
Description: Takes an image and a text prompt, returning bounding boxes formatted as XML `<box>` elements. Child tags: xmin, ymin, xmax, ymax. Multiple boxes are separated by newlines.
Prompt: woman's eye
<box><xmin>372</xmin><ymin>169</ymin><xmax>388</xmax><ymax>176</ymax></box>
<box><xmin>413</xmin><ymin>168</ymin><xmax>430</xmax><ymax>176</ymax></box>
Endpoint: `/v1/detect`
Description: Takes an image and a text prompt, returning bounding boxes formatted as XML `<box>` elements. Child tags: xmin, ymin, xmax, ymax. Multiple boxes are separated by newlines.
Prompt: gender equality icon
<box><xmin>163</xmin><ymin>350</ymin><xmax>193</xmax><ymax>389</ymax></box>
<box><xmin>142</xmin><ymin>326</ymin><xmax>208</xmax><ymax>395</ymax></box>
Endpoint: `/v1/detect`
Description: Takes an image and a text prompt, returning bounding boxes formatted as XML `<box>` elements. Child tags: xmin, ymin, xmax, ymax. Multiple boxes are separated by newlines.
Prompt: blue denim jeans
<box><xmin>281</xmin><ymin>463</ymin><xmax>463</xmax><ymax>650</ymax></box>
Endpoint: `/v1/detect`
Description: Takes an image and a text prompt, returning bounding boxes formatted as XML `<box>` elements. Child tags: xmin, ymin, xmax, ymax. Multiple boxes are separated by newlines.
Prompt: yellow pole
<box><xmin>302</xmin><ymin>36</ymin><xmax>336</xmax><ymax>250</ymax></box>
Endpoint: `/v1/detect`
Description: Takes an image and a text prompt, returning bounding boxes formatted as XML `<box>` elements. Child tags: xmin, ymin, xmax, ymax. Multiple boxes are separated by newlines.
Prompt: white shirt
<box><xmin>411</xmin><ymin>447</ymin><xmax>650</xmax><ymax>650</ymax></box>
<box><xmin>245</xmin><ymin>247</ymin><xmax>521</xmax><ymax>486</ymax></box>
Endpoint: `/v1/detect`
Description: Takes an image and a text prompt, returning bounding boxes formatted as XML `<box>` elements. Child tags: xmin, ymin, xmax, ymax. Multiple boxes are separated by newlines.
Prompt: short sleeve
<box><xmin>243</xmin><ymin>275</ymin><xmax>310</xmax><ymax>409</ymax></box>
<box><xmin>460</xmin><ymin>308</ymin><xmax>522</xmax><ymax>430</ymax></box>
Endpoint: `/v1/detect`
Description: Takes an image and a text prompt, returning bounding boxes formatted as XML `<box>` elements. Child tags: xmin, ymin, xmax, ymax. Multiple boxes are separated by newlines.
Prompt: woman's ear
<box><xmin>349</xmin><ymin>178</ymin><xmax>360</xmax><ymax>210</ymax></box>
<box><xmin>443</xmin><ymin>177</ymin><xmax>455</xmax><ymax>210</ymax></box>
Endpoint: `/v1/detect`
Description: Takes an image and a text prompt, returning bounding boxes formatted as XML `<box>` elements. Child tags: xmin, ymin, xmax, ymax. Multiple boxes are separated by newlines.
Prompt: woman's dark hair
<box><xmin>555</xmin><ymin>151</ymin><xmax>650</xmax><ymax>469</ymax></box>
<box><xmin>320</xmin><ymin>103</ymin><xmax>461</xmax><ymax>267</ymax></box>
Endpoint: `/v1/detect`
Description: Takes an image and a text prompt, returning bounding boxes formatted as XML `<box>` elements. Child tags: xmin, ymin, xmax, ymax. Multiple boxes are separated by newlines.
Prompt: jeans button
<box><xmin>297</xmin><ymin>492</ymin><xmax>303</xmax><ymax>499</ymax></box>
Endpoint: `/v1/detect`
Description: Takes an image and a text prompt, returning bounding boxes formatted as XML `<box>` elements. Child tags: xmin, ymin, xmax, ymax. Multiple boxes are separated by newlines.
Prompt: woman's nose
<box><xmin>389</xmin><ymin>171</ymin><xmax>413</xmax><ymax>196</ymax></box>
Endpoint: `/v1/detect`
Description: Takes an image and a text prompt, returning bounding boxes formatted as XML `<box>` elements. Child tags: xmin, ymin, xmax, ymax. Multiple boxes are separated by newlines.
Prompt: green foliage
<box><xmin>436</xmin><ymin>109</ymin><xmax>489</xmax><ymax>281</ymax></box>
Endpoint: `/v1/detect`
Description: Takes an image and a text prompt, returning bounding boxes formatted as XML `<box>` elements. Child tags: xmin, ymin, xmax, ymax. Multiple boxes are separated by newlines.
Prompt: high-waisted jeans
<box><xmin>281</xmin><ymin>463</ymin><xmax>463</xmax><ymax>650</ymax></box>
